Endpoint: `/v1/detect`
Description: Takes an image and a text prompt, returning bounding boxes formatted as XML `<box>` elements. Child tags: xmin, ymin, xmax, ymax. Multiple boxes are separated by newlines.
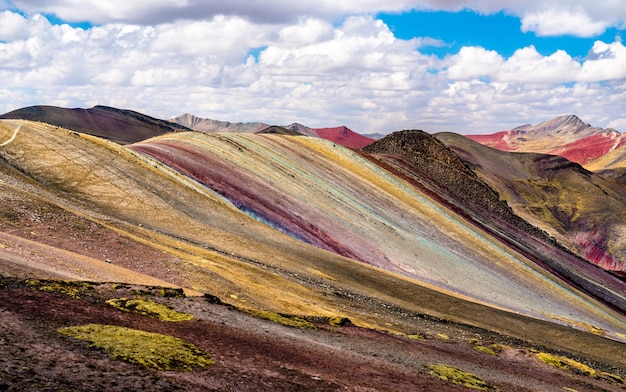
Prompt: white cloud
<box><xmin>0</xmin><ymin>7</ymin><xmax>625</xmax><ymax>135</ymax></box>
<box><xmin>497</xmin><ymin>47</ymin><xmax>581</xmax><ymax>83</ymax></box>
<box><xmin>520</xmin><ymin>6</ymin><xmax>610</xmax><ymax>37</ymax></box>
<box><xmin>445</xmin><ymin>47</ymin><xmax>503</xmax><ymax>80</ymax></box>
<box><xmin>9</xmin><ymin>0</ymin><xmax>626</xmax><ymax>39</ymax></box>
<box><xmin>151</xmin><ymin>16</ymin><xmax>275</xmax><ymax>59</ymax></box>
<box><xmin>445</xmin><ymin>42</ymin><xmax>626</xmax><ymax>85</ymax></box>
<box><xmin>0</xmin><ymin>11</ymin><xmax>50</xmax><ymax>41</ymax></box>
<box><xmin>278</xmin><ymin>17</ymin><xmax>333</xmax><ymax>47</ymax></box>
<box><xmin>578</xmin><ymin>40</ymin><xmax>626</xmax><ymax>81</ymax></box>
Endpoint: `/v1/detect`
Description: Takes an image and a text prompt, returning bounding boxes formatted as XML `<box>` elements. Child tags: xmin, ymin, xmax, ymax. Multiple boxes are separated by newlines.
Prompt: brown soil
<box><xmin>1</xmin><ymin>278</ymin><xmax>625</xmax><ymax>392</ymax></box>
<box><xmin>1</xmin><ymin>127</ymin><xmax>625</xmax><ymax>391</ymax></box>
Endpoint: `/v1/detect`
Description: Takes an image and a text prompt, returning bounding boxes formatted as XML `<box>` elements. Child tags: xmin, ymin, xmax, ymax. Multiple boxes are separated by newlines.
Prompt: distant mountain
<box><xmin>2</xmin><ymin>114</ymin><xmax>626</xmax><ymax>389</ymax></box>
<box><xmin>362</xmin><ymin>132</ymin><xmax>385</xmax><ymax>140</ymax></box>
<box><xmin>170</xmin><ymin>114</ymin><xmax>375</xmax><ymax>148</ymax></box>
<box><xmin>313</xmin><ymin>126</ymin><xmax>374</xmax><ymax>148</ymax></box>
<box><xmin>437</xmin><ymin>131</ymin><xmax>626</xmax><ymax>276</ymax></box>
<box><xmin>466</xmin><ymin>115</ymin><xmax>626</xmax><ymax>167</ymax></box>
<box><xmin>257</xmin><ymin>125</ymin><xmax>303</xmax><ymax>136</ymax></box>
<box><xmin>0</xmin><ymin>105</ymin><xmax>190</xmax><ymax>144</ymax></box>
<box><xmin>274</xmin><ymin>122</ymin><xmax>315</xmax><ymax>137</ymax></box>
<box><xmin>170</xmin><ymin>113</ymin><xmax>269</xmax><ymax>134</ymax></box>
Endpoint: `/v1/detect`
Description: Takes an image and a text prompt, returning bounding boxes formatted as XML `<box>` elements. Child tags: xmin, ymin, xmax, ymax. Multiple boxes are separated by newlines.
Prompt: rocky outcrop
<box><xmin>363</xmin><ymin>130</ymin><xmax>546</xmax><ymax>239</ymax></box>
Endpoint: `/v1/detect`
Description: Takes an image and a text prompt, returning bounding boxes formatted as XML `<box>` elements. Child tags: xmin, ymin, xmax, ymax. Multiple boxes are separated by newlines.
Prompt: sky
<box><xmin>0</xmin><ymin>1</ymin><xmax>625</xmax><ymax>135</ymax></box>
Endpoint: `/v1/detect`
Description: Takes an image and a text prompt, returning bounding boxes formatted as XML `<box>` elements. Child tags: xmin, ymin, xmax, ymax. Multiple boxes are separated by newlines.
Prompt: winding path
<box><xmin>0</xmin><ymin>124</ymin><xmax>21</xmax><ymax>147</ymax></box>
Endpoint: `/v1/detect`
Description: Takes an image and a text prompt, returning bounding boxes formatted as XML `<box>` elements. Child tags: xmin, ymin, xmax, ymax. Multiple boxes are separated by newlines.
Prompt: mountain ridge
<box><xmin>0</xmin><ymin>105</ymin><xmax>190</xmax><ymax>144</ymax></box>
<box><xmin>169</xmin><ymin>113</ymin><xmax>375</xmax><ymax>148</ymax></box>
<box><xmin>1</xmin><ymin>112</ymin><xmax>626</xmax><ymax>390</ymax></box>
<box><xmin>467</xmin><ymin>114</ymin><xmax>626</xmax><ymax>167</ymax></box>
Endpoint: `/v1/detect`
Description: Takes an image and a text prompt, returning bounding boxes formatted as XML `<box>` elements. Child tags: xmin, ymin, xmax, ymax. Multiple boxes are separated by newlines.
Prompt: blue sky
<box><xmin>0</xmin><ymin>1</ymin><xmax>625</xmax><ymax>134</ymax></box>
<box><xmin>379</xmin><ymin>10</ymin><xmax>622</xmax><ymax>59</ymax></box>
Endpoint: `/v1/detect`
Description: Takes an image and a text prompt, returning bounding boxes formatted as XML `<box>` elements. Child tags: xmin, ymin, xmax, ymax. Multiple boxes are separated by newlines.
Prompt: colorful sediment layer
<box><xmin>128</xmin><ymin>131</ymin><xmax>626</xmax><ymax>339</ymax></box>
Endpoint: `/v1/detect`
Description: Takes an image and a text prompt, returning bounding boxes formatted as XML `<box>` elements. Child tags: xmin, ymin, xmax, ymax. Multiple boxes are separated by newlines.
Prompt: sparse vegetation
<box><xmin>242</xmin><ymin>309</ymin><xmax>314</xmax><ymax>329</ymax></box>
<box><xmin>468</xmin><ymin>339</ymin><xmax>505</xmax><ymax>356</ymax></box>
<box><xmin>536</xmin><ymin>352</ymin><xmax>624</xmax><ymax>385</ymax></box>
<box><xmin>105</xmin><ymin>298</ymin><xmax>193</xmax><ymax>322</ymax></box>
<box><xmin>536</xmin><ymin>352</ymin><xmax>595</xmax><ymax>376</ymax></box>
<box><xmin>58</xmin><ymin>324</ymin><xmax>214</xmax><ymax>371</ymax></box>
<box><xmin>327</xmin><ymin>316</ymin><xmax>350</xmax><ymax>327</ymax></box>
<box><xmin>599</xmin><ymin>372</ymin><xmax>625</xmax><ymax>385</ymax></box>
<box><xmin>24</xmin><ymin>279</ymin><xmax>93</xmax><ymax>299</ymax></box>
<box><xmin>427</xmin><ymin>363</ymin><xmax>497</xmax><ymax>390</ymax></box>
<box><xmin>157</xmin><ymin>286</ymin><xmax>186</xmax><ymax>298</ymax></box>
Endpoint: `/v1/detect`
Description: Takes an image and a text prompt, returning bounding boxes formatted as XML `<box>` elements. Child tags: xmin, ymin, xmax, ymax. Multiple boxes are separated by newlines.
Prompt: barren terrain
<box><xmin>1</xmin><ymin>113</ymin><xmax>626</xmax><ymax>391</ymax></box>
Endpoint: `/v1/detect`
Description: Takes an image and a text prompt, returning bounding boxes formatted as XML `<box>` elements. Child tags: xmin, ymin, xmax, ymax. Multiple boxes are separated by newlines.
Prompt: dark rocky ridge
<box><xmin>363</xmin><ymin>130</ymin><xmax>547</xmax><ymax>239</ymax></box>
<box><xmin>362</xmin><ymin>130</ymin><xmax>626</xmax><ymax>315</ymax></box>
<box><xmin>0</xmin><ymin>105</ymin><xmax>190</xmax><ymax>144</ymax></box>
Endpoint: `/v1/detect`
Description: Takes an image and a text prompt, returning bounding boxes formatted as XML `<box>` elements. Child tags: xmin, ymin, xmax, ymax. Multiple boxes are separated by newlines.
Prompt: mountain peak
<box><xmin>533</xmin><ymin>114</ymin><xmax>591</xmax><ymax>135</ymax></box>
<box><xmin>466</xmin><ymin>114</ymin><xmax>625</xmax><ymax>166</ymax></box>
<box><xmin>169</xmin><ymin>114</ymin><xmax>269</xmax><ymax>134</ymax></box>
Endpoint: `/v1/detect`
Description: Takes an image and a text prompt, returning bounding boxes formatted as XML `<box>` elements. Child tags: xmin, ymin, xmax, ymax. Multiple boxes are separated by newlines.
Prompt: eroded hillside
<box><xmin>1</xmin><ymin>118</ymin><xmax>626</xmax><ymax>390</ymax></box>
<box><xmin>437</xmin><ymin>131</ymin><xmax>626</xmax><ymax>277</ymax></box>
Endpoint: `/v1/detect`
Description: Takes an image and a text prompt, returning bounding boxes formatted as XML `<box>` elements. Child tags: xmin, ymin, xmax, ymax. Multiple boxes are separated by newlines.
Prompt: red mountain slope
<box><xmin>170</xmin><ymin>114</ymin><xmax>375</xmax><ymax>148</ymax></box>
<box><xmin>313</xmin><ymin>126</ymin><xmax>375</xmax><ymax>148</ymax></box>
<box><xmin>467</xmin><ymin>115</ymin><xmax>626</xmax><ymax>166</ymax></box>
<box><xmin>437</xmin><ymin>131</ymin><xmax>626</xmax><ymax>276</ymax></box>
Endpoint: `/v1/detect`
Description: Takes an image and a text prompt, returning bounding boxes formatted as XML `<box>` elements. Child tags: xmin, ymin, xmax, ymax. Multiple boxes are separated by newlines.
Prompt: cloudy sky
<box><xmin>0</xmin><ymin>1</ymin><xmax>625</xmax><ymax>134</ymax></box>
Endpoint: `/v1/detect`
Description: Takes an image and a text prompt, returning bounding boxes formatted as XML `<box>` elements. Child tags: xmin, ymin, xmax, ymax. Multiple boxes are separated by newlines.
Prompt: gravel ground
<box><xmin>1</xmin><ymin>278</ymin><xmax>624</xmax><ymax>392</ymax></box>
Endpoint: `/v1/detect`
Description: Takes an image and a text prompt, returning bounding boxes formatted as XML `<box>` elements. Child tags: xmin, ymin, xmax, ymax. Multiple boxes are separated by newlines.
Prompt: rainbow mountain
<box><xmin>0</xmin><ymin>106</ymin><xmax>625</xmax><ymax>391</ymax></box>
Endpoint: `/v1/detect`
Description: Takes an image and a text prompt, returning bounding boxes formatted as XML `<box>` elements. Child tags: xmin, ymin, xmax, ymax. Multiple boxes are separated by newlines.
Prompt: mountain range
<box><xmin>0</xmin><ymin>106</ymin><xmax>625</xmax><ymax>391</ymax></box>
<box><xmin>466</xmin><ymin>115</ymin><xmax>626</xmax><ymax>174</ymax></box>
<box><xmin>169</xmin><ymin>112</ymin><xmax>376</xmax><ymax>148</ymax></box>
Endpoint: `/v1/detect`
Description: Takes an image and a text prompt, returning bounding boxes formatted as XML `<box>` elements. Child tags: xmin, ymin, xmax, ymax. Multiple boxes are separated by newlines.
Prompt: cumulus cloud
<box><xmin>497</xmin><ymin>47</ymin><xmax>581</xmax><ymax>83</ymax></box>
<box><xmin>445</xmin><ymin>41</ymin><xmax>626</xmax><ymax>85</ymax></box>
<box><xmin>7</xmin><ymin>0</ymin><xmax>625</xmax><ymax>39</ymax></box>
<box><xmin>0</xmin><ymin>6</ymin><xmax>625</xmax><ymax>135</ymax></box>
<box><xmin>579</xmin><ymin>40</ymin><xmax>626</xmax><ymax>81</ymax></box>
<box><xmin>445</xmin><ymin>47</ymin><xmax>503</xmax><ymax>80</ymax></box>
<box><xmin>520</xmin><ymin>6</ymin><xmax>610</xmax><ymax>37</ymax></box>
<box><xmin>0</xmin><ymin>10</ymin><xmax>51</xmax><ymax>41</ymax></box>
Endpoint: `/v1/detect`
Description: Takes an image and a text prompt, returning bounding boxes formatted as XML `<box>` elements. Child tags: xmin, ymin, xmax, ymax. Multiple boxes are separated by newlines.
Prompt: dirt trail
<box><xmin>0</xmin><ymin>124</ymin><xmax>20</xmax><ymax>147</ymax></box>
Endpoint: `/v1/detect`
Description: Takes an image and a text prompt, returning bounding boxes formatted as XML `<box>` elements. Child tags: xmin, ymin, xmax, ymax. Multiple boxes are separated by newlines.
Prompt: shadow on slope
<box><xmin>0</xmin><ymin>105</ymin><xmax>190</xmax><ymax>144</ymax></box>
<box><xmin>1</xmin><ymin>120</ymin><xmax>625</xmax><ymax>372</ymax></box>
<box><xmin>436</xmin><ymin>131</ymin><xmax>626</xmax><ymax>277</ymax></box>
<box><xmin>362</xmin><ymin>130</ymin><xmax>626</xmax><ymax>317</ymax></box>
<box><xmin>2</xmin><ymin>277</ymin><xmax>625</xmax><ymax>391</ymax></box>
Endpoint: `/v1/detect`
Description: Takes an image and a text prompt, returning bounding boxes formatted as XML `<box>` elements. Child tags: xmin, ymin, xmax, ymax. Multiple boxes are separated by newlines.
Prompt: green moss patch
<box><xmin>428</xmin><ymin>363</ymin><xmax>497</xmax><ymax>390</ymax></box>
<box><xmin>468</xmin><ymin>339</ymin><xmax>505</xmax><ymax>356</ymax></box>
<box><xmin>327</xmin><ymin>316</ymin><xmax>351</xmax><ymax>327</ymax></box>
<box><xmin>536</xmin><ymin>352</ymin><xmax>624</xmax><ymax>385</ymax></box>
<box><xmin>243</xmin><ymin>309</ymin><xmax>314</xmax><ymax>329</ymax></box>
<box><xmin>536</xmin><ymin>352</ymin><xmax>595</xmax><ymax>376</ymax></box>
<box><xmin>106</xmin><ymin>298</ymin><xmax>193</xmax><ymax>322</ymax></box>
<box><xmin>24</xmin><ymin>278</ymin><xmax>93</xmax><ymax>298</ymax></box>
<box><xmin>58</xmin><ymin>324</ymin><xmax>214</xmax><ymax>371</ymax></box>
<box><xmin>599</xmin><ymin>372</ymin><xmax>625</xmax><ymax>385</ymax></box>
